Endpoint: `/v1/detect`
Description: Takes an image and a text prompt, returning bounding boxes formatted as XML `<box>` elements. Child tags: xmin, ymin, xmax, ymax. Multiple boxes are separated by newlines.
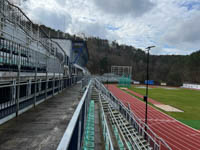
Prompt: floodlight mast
<box><xmin>144</xmin><ymin>46</ymin><xmax>155</xmax><ymax>133</ymax></box>
<box><xmin>146</xmin><ymin>46</ymin><xmax>155</xmax><ymax>50</ymax></box>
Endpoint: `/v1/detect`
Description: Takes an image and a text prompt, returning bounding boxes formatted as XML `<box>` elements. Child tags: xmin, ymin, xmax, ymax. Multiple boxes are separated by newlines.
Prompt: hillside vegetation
<box><xmin>87</xmin><ymin>37</ymin><xmax>200</xmax><ymax>86</ymax></box>
<box><xmin>41</xmin><ymin>25</ymin><xmax>200</xmax><ymax>86</ymax></box>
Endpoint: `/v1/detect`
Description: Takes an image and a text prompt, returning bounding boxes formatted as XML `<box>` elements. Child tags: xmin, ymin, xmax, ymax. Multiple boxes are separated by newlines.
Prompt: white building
<box><xmin>182</xmin><ymin>83</ymin><xmax>200</xmax><ymax>90</ymax></box>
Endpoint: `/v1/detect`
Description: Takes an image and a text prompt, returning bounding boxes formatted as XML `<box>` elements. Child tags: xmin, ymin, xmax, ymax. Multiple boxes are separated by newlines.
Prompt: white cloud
<box><xmin>163</xmin><ymin>15</ymin><xmax>200</xmax><ymax>51</ymax></box>
<box><xmin>151</xmin><ymin>47</ymin><xmax>189</xmax><ymax>55</ymax></box>
<box><xmin>93</xmin><ymin>0</ymin><xmax>155</xmax><ymax>17</ymax></box>
<box><xmin>20</xmin><ymin>0</ymin><xmax>200</xmax><ymax>55</ymax></box>
<box><xmin>67</xmin><ymin>20</ymin><xmax>119</xmax><ymax>40</ymax></box>
<box><xmin>56</xmin><ymin>0</ymin><xmax>66</xmax><ymax>6</ymax></box>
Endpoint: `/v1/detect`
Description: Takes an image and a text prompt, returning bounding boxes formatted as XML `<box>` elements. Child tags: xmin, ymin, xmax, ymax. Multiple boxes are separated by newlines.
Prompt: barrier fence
<box><xmin>0</xmin><ymin>75</ymin><xmax>81</xmax><ymax>125</ymax></box>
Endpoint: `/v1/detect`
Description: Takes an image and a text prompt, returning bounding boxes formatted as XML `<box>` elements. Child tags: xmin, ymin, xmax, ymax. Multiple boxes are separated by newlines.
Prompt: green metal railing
<box><xmin>83</xmin><ymin>100</ymin><xmax>95</xmax><ymax>150</ymax></box>
<box><xmin>99</xmin><ymin>94</ymin><xmax>114</xmax><ymax>150</ymax></box>
<box><xmin>112</xmin><ymin>125</ymin><xmax>124</xmax><ymax>150</ymax></box>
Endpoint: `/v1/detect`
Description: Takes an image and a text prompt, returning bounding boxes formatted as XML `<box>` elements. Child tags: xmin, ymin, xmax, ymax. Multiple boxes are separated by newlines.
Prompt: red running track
<box><xmin>108</xmin><ymin>85</ymin><xmax>200</xmax><ymax>150</ymax></box>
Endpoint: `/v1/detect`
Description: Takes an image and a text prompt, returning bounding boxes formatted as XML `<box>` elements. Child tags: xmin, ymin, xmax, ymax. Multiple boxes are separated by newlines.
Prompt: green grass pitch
<box><xmin>127</xmin><ymin>85</ymin><xmax>200</xmax><ymax>130</ymax></box>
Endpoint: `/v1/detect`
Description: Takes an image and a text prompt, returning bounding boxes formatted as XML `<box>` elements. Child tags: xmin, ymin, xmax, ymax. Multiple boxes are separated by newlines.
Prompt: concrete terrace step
<box><xmin>0</xmin><ymin>84</ymin><xmax>82</xmax><ymax>150</ymax></box>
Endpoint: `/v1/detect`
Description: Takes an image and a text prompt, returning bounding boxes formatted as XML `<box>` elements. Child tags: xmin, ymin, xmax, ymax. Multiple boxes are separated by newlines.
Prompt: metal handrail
<box><xmin>96</xmin><ymin>80</ymin><xmax>159</xmax><ymax>147</ymax></box>
<box><xmin>94</xmin><ymin>79</ymin><xmax>172</xmax><ymax>150</ymax></box>
<box><xmin>99</xmin><ymin>92</ymin><xmax>114</xmax><ymax>150</ymax></box>
<box><xmin>101</xmin><ymin>93</ymin><xmax>152</xmax><ymax>150</ymax></box>
<box><xmin>57</xmin><ymin>79</ymin><xmax>92</xmax><ymax>150</ymax></box>
<box><xmin>104</xmin><ymin>85</ymin><xmax>158</xmax><ymax>147</ymax></box>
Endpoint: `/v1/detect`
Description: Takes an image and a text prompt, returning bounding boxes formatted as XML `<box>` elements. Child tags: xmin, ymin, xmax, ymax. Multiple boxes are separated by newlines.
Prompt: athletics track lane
<box><xmin>108</xmin><ymin>85</ymin><xmax>200</xmax><ymax>150</ymax></box>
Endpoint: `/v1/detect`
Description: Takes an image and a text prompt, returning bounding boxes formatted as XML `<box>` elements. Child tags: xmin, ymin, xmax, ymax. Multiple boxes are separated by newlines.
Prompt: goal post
<box><xmin>111</xmin><ymin>66</ymin><xmax>132</xmax><ymax>88</ymax></box>
<box><xmin>111</xmin><ymin>66</ymin><xmax>132</xmax><ymax>78</ymax></box>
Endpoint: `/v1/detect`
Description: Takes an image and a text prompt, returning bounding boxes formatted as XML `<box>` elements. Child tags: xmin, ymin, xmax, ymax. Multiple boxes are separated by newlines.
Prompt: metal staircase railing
<box><xmin>94</xmin><ymin>79</ymin><xmax>172</xmax><ymax>150</ymax></box>
<box><xmin>100</xmin><ymin>93</ymin><xmax>152</xmax><ymax>150</ymax></box>
<box><xmin>99</xmin><ymin>91</ymin><xmax>114</xmax><ymax>150</ymax></box>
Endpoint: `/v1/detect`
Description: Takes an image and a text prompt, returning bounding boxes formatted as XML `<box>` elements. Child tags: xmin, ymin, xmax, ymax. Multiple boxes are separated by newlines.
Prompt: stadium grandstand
<box><xmin>1</xmin><ymin>1</ymin><xmax>195</xmax><ymax>150</ymax></box>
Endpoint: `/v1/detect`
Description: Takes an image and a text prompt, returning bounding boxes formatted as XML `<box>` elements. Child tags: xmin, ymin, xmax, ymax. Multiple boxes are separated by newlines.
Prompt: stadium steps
<box><xmin>87</xmin><ymin>87</ymin><xmax>152</xmax><ymax>150</ymax></box>
<box><xmin>90</xmin><ymin>87</ymin><xmax>105</xmax><ymax>150</ymax></box>
<box><xmin>91</xmin><ymin>88</ymin><xmax>99</xmax><ymax>102</ymax></box>
<box><xmin>99</xmin><ymin>94</ymin><xmax>152</xmax><ymax>150</ymax></box>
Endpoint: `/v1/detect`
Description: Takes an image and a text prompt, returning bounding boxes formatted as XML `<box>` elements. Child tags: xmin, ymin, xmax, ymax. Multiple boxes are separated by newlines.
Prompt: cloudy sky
<box><xmin>20</xmin><ymin>0</ymin><xmax>200</xmax><ymax>55</ymax></box>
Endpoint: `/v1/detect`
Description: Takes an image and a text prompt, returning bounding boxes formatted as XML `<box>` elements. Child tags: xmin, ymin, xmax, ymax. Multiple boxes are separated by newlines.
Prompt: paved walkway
<box><xmin>0</xmin><ymin>84</ymin><xmax>82</xmax><ymax>150</ymax></box>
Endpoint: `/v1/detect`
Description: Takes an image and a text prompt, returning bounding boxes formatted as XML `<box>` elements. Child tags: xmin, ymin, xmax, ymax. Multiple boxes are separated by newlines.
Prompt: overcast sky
<box><xmin>20</xmin><ymin>0</ymin><xmax>200</xmax><ymax>55</ymax></box>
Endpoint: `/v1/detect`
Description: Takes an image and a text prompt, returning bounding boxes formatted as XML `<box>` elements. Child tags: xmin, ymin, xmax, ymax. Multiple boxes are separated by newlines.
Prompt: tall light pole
<box><xmin>144</xmin><ymin>46</ymin><xmax>155</xmax><ymax>132</ymax></box>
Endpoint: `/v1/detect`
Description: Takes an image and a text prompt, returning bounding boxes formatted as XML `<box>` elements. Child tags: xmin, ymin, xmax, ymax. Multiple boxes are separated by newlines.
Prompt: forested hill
<box><xmin>40</xmin><ymin>25</ymin><xmax>200</xmax><ymax>86</ymax></box>
<box><xmin>86</xmin><ymin>38</ymin><xmax>200</xmax><ymax>86</ymax></box>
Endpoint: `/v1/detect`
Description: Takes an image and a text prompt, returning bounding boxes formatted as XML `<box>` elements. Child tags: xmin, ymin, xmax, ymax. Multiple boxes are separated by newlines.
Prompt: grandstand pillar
<box><xmin>16</xmin><ymin>47</ymin><xmax>21</xmax><ymax>116</ymax></box>
<box><xmin>39</xmin><ymin>79</ymin><xmax>41</xmax><ymax>95</ymax></box>
<box><xmin>61</xmin><ymin>77</ymin><xmax>64</xmax><ymax>91</ymax></box>
<box><xmin>53</xmin><ymin>73</ymin><xmax>55</xmax><ymax>96</ymax></box>
<box><xmin>34</xmin><ymin>67</ymin><xmax>37</xmax><ymax>108</ymax></box>
<box><xmin>67</xmin><ymin>78</ymin><xmax>69</xmax><ymax>87</ymax></box>
<box><xmin>45</xmin><ymin>72</ymin><xmax>48</xmax><ymax>99</ymax></box>
<box><xmin>70</xmin><ymin>77</ymin><xmax>72</xmax><ymax>86</ymax></box>
<box><xmin>27</xmin><ymin>79</ymin><xmax>31</xmax><ymax>97</ymax></box>
<box><xmin>58</xmin><ymin>73</ymin><xmax>61</xmax><ymax>93</ymax></box>
<box><xmin>16</xmin><ymin>70</ymin><xmax>20</xmax><ymax>116</ymax></box>
<box><xmin>12</xmin><ymin>79</ymin><xmax>16</xmax><ymax>107</ymax></box>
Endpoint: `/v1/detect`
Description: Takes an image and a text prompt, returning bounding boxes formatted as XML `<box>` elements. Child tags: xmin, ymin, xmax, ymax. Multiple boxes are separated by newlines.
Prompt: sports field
<box><xmin>127</xmin><ymin>85</ymin><xmax>200</xmax><ymax>129</ymax></box>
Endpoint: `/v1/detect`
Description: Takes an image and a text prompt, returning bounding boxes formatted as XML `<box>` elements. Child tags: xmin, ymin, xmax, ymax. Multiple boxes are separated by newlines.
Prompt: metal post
<box><xmin>45</xmin><ymin>55</ymin><xmax>48</xmax><ymax>99</ymax></box>
<box><xmin>77</xmin><ymin>110</ymin><xmax>82</xmax><ymax>150</ymax></box>
<box><xmin>58</xmin><ymin>73</ymin><xmax>60</xmax><ymax>93</ymax></box>
<box><xmin>144</xmin><ymin>46</ymin><xmax>155</xmax><ymax>132</ymax></box>
<box><xmin>45</xmin><ymin>72</ymin><xmax>48</xmax><ymax>99</ymax></box>
<box><xmin>128</xmin><ymin>103</ymin><xmax>131</xmax><ymax>122</ymax></box>
<box><xmin>144</xmin><ymin>49</ymin><xmax>149</xmax><ymax>131</ymax></box>
<box><xmin>39</xmin><ymin>79</ymin><xmax>41</xmax><ymax>95</ymax></box>
<box><xmin>30</xmin><ymin>22</ymin><xmax>32</xmax><ymax>36</ymax></box>
<box><xmin>12</xmin><ymin>79</ymin><xmax>16</xmax><ymax>114</ymax></box>
<box><xmin>34</xmin><ymin>67</ymin><xmax>37</xmax><ymax>107</ymax></box>
<box><xmin>16</xmin><ymin>44</ymin><xmax>21</xmax><ymax>116</ymax></box>
<box><xmin>53</xmin><ymin>73</ymin><xmax>55</xmax><ymax>96</ymax></box>
<box><xmin>16</xmin><ymin>74</ymin><xmax>20</xmax><ymax>116</ymax></box>
<box><xmin>27</xmin><ymin>79</ymin><xmax>31</xmax><ymax>97</ymax></box>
